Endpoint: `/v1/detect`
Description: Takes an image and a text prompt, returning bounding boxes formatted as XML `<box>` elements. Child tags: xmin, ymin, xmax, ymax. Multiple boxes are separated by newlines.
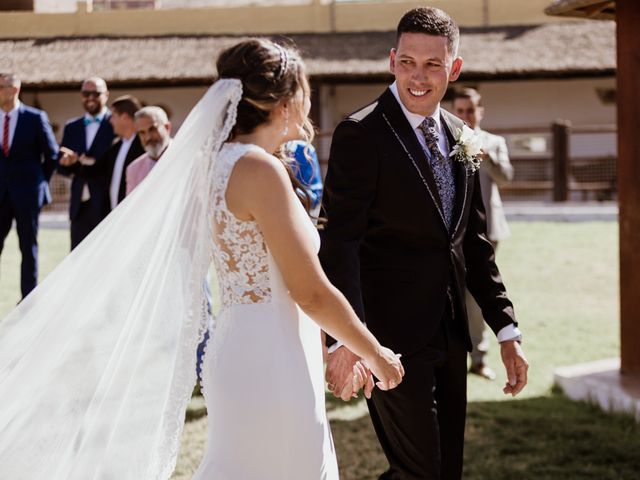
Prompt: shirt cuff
<box><xmin>327</xmin><ymin>341</ymin><xmax>344</xmax><ymax>354</ymax></box>
<box><xmin>497</xmin><ymin>324</ymin><xmax>522</xmax><ymax>343</ymax></box>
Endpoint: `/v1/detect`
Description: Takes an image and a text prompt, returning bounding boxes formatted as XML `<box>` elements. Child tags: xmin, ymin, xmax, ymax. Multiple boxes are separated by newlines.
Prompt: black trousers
<box><xmin>0</xmin><ymin>193</ymin><xmax>40</xmax><ymax>299</ymax></box>
<box><xmin>368</xmin><ymin>306</ymin><xmax>468</xmax><ymax>480</ymax></box>
<box><xmin>70</xmin><ymin>201</ymin><xmax>104</xmax><ymax>250</ymax></box>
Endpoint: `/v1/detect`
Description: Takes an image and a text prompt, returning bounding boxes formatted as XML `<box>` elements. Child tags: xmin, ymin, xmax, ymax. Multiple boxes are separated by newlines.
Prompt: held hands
<box><xmin>58</xmin><ymin>147</ymin><xmax>96</xmax><ymax>167</ymax></box>
<box><xmin>325</xmin><ymin>346</ymin><xmax>404</xmax><ymax>401</ymax></box>
<box><xmin>58</xmin><ymin>146</ymin><xmax>79</xmax><ymax>166</ymax></box>
<box><xmin>500</xmin><ymin>340</ymin><xmax>529</xmax><ymax>397</ymax></box>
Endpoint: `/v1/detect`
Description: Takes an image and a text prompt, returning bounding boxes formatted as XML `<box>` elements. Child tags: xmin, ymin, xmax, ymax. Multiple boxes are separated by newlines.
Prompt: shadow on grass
<box><xmin>330</xmin><ymin>392</ymin><xmax>640</xmax><ymax>480</ymax></box>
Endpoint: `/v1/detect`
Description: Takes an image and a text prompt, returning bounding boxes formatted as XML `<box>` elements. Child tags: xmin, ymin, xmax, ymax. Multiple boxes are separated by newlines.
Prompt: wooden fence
<box><xmin>314</xmin><ymin>122</ymin><xmax>617</xmax><ymax>202</ymax></box>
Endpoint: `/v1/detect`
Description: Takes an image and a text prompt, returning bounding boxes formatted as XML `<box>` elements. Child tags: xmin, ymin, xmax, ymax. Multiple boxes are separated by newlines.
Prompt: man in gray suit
<box><xmin>453</xmin><ymin>87</ymin><xmax>514</xmax><ymax>380</ymax></box>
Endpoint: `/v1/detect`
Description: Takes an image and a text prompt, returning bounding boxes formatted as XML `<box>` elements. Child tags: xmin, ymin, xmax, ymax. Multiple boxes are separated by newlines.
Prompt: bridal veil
<box><xmin>0</xmin><ymin>78</ymin><xmax>243</xmax><ymax>479</ymax></box>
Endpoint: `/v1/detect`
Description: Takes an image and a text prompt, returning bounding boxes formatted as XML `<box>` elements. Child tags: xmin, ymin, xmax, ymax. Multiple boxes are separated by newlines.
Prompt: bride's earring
<box><xmin>282</xmin><ymin>106</ymin><xmax>289</xmax><ymax>137</ymax></box>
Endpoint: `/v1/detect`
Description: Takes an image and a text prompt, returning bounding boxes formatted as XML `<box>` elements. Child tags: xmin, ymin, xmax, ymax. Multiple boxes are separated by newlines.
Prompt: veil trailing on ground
<box><xmin>0</xmin><ymin>78</ymin><xmax>242</xmax><ymax>479</ymax></box>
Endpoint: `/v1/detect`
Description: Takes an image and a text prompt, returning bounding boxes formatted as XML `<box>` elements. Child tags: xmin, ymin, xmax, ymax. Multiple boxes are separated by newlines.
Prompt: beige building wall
<box><xmin>6</xmin><ymin>0</ymin><xmax>565</xmax><ymax>39</ymax></box>
<box><xmin>22</xmin><ymin>86</ymin><xmax>208</xmax><ymax>141</ymax></box>
<box><xmin>23</xmin><ymin>76</ymin><xmax>615</xmax><ymax>157</ymax></box>
<box><xmin>325</xmin><ymin>78</ymin><xmax>615</xmax><ymax>130</ymax></box>
<box><xmin>319</xmin><ymin>76</ymin><xmax>616</xmax><ymax>160</ymax></box>
<box><xmin>20</xmin><ymin>73</ymin><xmax>615</xmax><ymax>160</ymax></box>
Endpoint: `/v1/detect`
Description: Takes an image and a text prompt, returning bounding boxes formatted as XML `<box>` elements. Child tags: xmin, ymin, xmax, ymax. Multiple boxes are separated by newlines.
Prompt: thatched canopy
<box><xmin>545</xmin><ymin>0</ymin><xmax>615</xmax><ymax>19</ymax></box>
<box><xmin>0</xmin><ymin>20</ymin><xmax>615</xmax><ymax>89</ymax></box>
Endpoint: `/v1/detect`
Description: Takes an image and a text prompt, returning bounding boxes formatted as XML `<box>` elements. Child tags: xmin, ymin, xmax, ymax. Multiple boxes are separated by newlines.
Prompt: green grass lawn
<box><xmin>1</xmin><ymin>222</ymin><xmax>636</xmax><ymax>480</ymax></box>
<box><xmin>0</xmin><ymin>227</ymin><xmax>69</xmax><ymax>315</ymax></box>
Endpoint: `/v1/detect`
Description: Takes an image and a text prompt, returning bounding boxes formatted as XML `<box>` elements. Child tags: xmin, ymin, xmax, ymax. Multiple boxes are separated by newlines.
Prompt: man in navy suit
<box><xmin>58</xmin><ymin>77</ymin><xmax>115</xmax><ymax>249</ymax></box>
<box><xmin>0</xmin><ymin>73</ymin><xmax>58</xmax><ymax>298</ymax></box>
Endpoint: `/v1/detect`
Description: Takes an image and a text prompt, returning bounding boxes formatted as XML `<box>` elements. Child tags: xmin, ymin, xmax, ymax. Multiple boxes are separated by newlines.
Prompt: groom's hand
<box><xmin>326</xmin><ymin>346</ymin><xmax>361</xmax><ymax>401</ymax></box>
<box><xmin>500</xmin><ymin>340</ymin><xmax>529</xmax><ymax>397</ymax></box>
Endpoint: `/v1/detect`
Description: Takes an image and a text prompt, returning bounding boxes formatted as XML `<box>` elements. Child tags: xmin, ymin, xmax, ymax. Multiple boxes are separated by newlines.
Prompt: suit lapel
<box><xmin>9</xmin><ymin>105</ymin><xmax>27</xmax><ymax>157</ymax></box>
<box><xmin>74</xmin><ymin>119</ymin><xmax>88</xmax><ymax>153</ymax></box>
<box><xmin>118</xmin><ymin>136</ymin><xmax>143</xmax><ymax>202</ymax></box>
<box><xmin>441</xmin><ymin>111</ymin><xmax>469</xmax><ymax>237</ymax></box>
<box><xmin>87</xmin><ymin>114</ymin><xmax>109</xmax><ymax>152</ymax></box>
<box><xmin>379</xmin><ymin>90</ymin><xmax>448</xmax><ymax>231</ymax></box>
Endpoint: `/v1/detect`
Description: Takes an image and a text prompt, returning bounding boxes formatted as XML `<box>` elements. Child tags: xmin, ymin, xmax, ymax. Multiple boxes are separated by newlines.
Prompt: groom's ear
<box><xmin>449</xmin><ymin>56</ymin><xmax>463</xmax><ymax>82</ymax></box>
<box><xmin>389</xmin><ymin>48</ymin><xmax>397</xmax><ymax>75</ymax></box>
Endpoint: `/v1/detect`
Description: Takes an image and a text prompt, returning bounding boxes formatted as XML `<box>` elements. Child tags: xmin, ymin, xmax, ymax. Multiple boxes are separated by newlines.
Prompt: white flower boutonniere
<box><xmin>449</xmin><ymin>125</ymin><xmax>483</xmax><ymax>173</ymax></box>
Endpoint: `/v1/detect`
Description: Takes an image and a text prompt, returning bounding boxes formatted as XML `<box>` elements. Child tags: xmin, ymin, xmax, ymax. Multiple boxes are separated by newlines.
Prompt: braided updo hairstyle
<box><xmin>216</xmin><ymin>39</ymin><xmax>314</xmax><ymax>212</ymax></box>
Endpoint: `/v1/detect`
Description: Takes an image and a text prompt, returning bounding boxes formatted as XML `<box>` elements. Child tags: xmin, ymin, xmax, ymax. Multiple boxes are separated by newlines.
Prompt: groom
<box><xmin>320</xmin><ymin>7</ymin><xmax>528</xmax><ymax>479</ymax></box>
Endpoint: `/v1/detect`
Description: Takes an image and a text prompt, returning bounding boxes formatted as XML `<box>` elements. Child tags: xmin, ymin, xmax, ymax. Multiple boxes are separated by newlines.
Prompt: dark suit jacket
<box><xmin>99</xmin><ymin>135</ymin><xmax>145</xmax><ymax>207</ymax></box>
<box><xmin>0</xmin><ymin>104</ymin><xmax>58</xmax><ymax>209</ymax></box>
<box><xmin>58</xmin><ymin>114</ymin><xmax>115</xmax><ymax>220</ymax></box>
<box><xmin>319</xmin><ymin>89</ymin><xmax>517</xmax><ymax>355</ymax></box>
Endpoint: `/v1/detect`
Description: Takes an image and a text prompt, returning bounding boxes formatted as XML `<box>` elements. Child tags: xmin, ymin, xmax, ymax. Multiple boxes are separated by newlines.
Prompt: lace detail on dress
<box><xmin>211</xmin><ymin>143</ymin><xmax>272</xmax><ymax>309</ymax></box>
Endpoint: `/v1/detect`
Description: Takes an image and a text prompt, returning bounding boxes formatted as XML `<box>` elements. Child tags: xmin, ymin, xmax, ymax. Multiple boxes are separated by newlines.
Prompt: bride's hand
<box><xmin>363</xmin><ymin>347</ymin><xmax>404</xmax><ymax>393</ymax></box>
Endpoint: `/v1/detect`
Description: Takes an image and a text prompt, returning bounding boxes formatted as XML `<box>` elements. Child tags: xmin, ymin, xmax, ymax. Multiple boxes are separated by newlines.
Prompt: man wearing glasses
<box><xmin>58</xmin><ymin>77</ymin><xmax>115</xmax><ymax>249</ymax></box>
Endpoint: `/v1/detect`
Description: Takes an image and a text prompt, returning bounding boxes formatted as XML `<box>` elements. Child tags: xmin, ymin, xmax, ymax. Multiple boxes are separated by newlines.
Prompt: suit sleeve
<box><xmin>57</xmin><ymin>123</ymin><xmax>81</xmax><ymax>177</ymax></box>
<box><xmin>80</xmin><ymin>145</ymin><xmax>113</xmax><ymax>179</ymax></box>
<box><xmin>37</xmin><ymin>111</ymin><xmax>59</xmax><ymax>182</ymax></box>
<box><xmin>57</xmin><ymin>122</ymin><xmax>110</xmax><ymax>179</ymax></box>
<box><xmin>319</xmin><ymin>119</ymin><xmax>378</xmax><ymax>339</ymax></box>
<box><xmin>483</xmin><ymin>136</ymin><xmax>514</xmax><ymax>186</ymax></box>
<box><xmin>463</xmin><ymin>172</ymin><xmax>517</xmax><ymax>335</ymax></box>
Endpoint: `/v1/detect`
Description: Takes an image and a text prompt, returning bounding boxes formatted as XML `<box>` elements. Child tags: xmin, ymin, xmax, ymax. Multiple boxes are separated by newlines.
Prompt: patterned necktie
<box><xmin>2</xmin><ymin>113</ymin><xmax>9</xmax><ymax>157</ymax></box>
<box><xmin>417</xmin><ymin>117</ymin><xmax>455</xmax><ymax>231</ymax></box>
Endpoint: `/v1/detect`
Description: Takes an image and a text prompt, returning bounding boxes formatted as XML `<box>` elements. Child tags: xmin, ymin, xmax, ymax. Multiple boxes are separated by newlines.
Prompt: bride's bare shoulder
<box><xmin>232</xmin><ymin>148</ymin><xmax>290</xmax><ymax>187</ymax></box>
<box><xmin>226</xmin><ymin>147</ymin><xmax>292</xmax><ymax>218</ymax></box>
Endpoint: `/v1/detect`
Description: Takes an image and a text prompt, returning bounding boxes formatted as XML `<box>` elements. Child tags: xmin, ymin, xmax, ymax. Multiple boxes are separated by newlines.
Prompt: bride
<box><xmin>0</xmin><ymin>39</ymin><xmax>403</xmax><ymax>479</ymax></box>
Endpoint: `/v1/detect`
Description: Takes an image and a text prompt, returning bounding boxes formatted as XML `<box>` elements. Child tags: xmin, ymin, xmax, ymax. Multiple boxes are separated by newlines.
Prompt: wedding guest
<box><xmin>103</xmin><ymin>95</ymin><xmax>145</xmax><ymax>211</ymax></box>
<box><xmin>286</xmin><ymin>140</ymin><xmax>323</xmax><ymax>218</ymax></box>
<box><xmin>126</xmin><ymin>106</ymin><xmax>172</xmax><ymax>194</ymax></box>
<box><xmin>453</xmin><ymin>87</ymin><xmax>515</xmax><ymax>381</ymax></box>
<box><xmin>0</xmin><ymin>73</ymin><xmax>58</xmax><ymax>298</ymax></box>
<box><xmin>58</xmin><ymin>77</ymin><xmax>115</xmax><ymax>249</ymax></box>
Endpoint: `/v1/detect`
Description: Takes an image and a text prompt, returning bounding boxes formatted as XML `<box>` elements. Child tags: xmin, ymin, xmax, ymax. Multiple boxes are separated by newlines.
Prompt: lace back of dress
<box><xmin>211</xmin><ymin>143</ymin><xmax>272</xmax><ymax>309</ymax></box>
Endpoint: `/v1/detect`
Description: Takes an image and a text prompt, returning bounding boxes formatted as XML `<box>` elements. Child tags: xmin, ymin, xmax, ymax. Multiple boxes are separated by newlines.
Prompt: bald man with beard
<box><xmin>58</xmin><ymin>77</ymin><xmax>115</xmax><ymax>249</ymax></box>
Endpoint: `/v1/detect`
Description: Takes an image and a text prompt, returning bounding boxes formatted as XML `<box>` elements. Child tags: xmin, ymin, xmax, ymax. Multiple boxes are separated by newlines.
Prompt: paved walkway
<box><xmin>505</xmin><ymin>201</ymin><xmax>617</xmax><ymax>222</ymax></box>
<box><xmin>40</xmin><ymin>212</ymin><xmax>69</xmax><ymax>229</ymax></box>
<box><xmin>39</xmin><ymin>201</ymin><xmax>618</xmax><ymax>229</ymax></box>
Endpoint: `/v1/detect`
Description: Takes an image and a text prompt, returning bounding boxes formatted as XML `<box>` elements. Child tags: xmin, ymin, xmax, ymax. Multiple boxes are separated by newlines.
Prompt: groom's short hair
<box><xmin>397</xmin><ymin>7</ymin><xmax>460</xmax><ymax>57</ymax></box>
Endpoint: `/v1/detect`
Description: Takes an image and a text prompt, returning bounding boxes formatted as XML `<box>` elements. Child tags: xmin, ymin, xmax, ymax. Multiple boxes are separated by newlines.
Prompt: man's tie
<box><xmin>2</xmin><ymin>113</ymin><xmax>9</xmax><ymax>157</ymax></box>
<box><xmin>417</xmin><ymin>117</ymin><xmax>455</xmax><ymax>231</ymax></box>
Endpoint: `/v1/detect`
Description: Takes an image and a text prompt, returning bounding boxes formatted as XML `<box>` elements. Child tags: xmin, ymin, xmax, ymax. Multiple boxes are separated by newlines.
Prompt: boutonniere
<box><xmin>449</xmin><ymin>125</ymin><xmax>483</xmax><ymax>173</ymax></box>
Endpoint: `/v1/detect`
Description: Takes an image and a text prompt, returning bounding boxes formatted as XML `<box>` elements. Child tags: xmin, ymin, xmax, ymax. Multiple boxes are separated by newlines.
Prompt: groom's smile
<box><xmin>409</xmin><ymin>89</ymin><xmax>428</xmax><ymax>97</ymax></box>
<box><xmin>390</xmin><ymin>32</ymin><xmax>463</xmax><ymax>117</ymax></box>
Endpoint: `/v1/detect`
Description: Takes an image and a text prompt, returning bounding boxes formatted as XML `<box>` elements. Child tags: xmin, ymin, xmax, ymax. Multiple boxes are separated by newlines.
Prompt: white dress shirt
<box><xmin>81</xmin><ymin>108</ymin><xmax>108</xmax><ymax>202</ymax></box>
<box><xmin>389</xmin><ymin>82</ymin><xmax>449</xmax><ymax>158</ymax></box>
<box><xmin>0</xmin><ymin>102</ymin><xmax>21</xmax><ymax>153</ymax></box>
<box><xmin>328</xmin><ymin>84</ymin><xmax>521</xmax><ymax>354</ymax></box>
<box><xmin>84</xmin><ymin>108</ymin><xmax>107</xmax><ymax>151</ymax></box>
<box><xmin>109</xmin><ymin>134</ymin><xmax>135</xmax><ymax>210</ymax></box>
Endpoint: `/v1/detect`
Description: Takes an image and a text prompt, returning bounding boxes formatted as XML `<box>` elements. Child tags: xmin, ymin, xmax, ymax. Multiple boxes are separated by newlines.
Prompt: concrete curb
<box><xmin>38</xmin><ymin>202</ymin><xmax>619</xmax><ymax>229</ymax></box>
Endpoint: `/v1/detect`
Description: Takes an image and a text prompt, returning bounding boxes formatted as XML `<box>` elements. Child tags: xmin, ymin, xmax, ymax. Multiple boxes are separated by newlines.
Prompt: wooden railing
<box><xmin>314</xmin><ymin>122</ymin><xmax>617</xmax><ymax>202</ymax></box>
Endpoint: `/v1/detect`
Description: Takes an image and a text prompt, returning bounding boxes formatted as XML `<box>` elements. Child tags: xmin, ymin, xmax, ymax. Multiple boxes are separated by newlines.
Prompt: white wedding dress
<box><xmin>193</xmin><ymin>142</ymin><xmax>339</xmax><ymax>480</ymax></box>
